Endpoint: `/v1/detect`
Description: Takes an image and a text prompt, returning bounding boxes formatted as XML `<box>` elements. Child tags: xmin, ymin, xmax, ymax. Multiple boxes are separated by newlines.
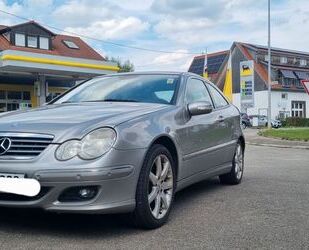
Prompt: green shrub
<box><xmin>284</xmin><ymin>117</ymin><xmax>309</xmax><ymax>127</ymax></box>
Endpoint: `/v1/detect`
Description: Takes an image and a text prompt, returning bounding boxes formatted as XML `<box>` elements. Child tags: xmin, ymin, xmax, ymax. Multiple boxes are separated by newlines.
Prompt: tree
<box><xmin>106</xmin><ymin>56</ymin><xmax>135</xmax><ymax>72</ymax></box>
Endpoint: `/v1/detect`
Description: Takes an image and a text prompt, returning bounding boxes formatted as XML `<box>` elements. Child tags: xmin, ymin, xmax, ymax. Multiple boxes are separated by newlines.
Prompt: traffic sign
<box><xmin>301</xmin><ymin>80</ymin><xmax>309</xmax><ymax>95</ymax></box>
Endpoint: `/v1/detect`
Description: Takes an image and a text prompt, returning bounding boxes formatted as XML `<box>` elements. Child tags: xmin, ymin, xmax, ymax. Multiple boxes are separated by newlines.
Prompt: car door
<box><xmin>206</xmin><ymin>83</ymin><xmax>236</xmax><ymax>166</ymax></box>
<box><xmin>177</xmin><ymin>77</ymin><xmax>221</xmax><ymax>178</ymax></box>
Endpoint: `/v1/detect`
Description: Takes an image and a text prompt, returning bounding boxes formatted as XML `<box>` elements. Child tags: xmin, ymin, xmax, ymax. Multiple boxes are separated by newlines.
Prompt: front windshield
<box><xmin>54</xmin><ymin>74</ymin><xmax>180</xmax><ymax>105</ymax></box>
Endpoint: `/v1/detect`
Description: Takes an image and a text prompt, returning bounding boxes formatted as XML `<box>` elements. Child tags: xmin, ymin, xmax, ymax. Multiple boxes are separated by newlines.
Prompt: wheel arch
<box><xmin>238</xmin><ymin>135</ymin><xmax>245</xmax><ymax>152</ymax></box>
<box><xmin>149</xmin><ymin>135</ymin><xmax>179</xmax><ymax>179</ymax></box>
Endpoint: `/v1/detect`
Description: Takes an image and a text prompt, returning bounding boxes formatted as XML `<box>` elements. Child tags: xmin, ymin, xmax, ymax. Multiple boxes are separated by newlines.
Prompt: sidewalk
<box><xmin>243</xmin><ymin>128</ymin><xmax>309</xmax><ymax>150</ymax></box>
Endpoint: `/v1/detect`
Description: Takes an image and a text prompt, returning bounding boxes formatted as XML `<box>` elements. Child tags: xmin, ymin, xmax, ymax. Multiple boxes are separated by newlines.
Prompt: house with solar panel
<box><xmin>0</xmin><ymin>21</ymin><xmax>119</xmax><ymax>112</ymax></box>
<box><xmin>188</xmin><ymin>42</ymin><xmax>309</xmax><ymax>119</ymax></box>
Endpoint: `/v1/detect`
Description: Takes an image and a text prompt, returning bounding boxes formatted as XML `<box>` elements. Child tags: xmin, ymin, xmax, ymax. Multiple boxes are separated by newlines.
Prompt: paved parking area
<box><xmin>0</xmin><ymin>145</ymin><xmax>308</xmax><ymax>249</ymax></box>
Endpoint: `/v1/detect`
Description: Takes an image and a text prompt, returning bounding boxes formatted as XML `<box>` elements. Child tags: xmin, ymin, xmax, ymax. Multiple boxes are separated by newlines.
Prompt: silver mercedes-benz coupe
<box><xmin>0</xmin><ymin>72</ymin><xmax>244</xmax><ymax>229</ymax></box>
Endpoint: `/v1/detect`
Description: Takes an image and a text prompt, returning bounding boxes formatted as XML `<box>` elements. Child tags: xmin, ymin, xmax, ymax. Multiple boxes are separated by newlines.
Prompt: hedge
<box><xmin>283</xmin><ymin>117</ymin><xmax>309</xmax><ymax>127</ymax></box>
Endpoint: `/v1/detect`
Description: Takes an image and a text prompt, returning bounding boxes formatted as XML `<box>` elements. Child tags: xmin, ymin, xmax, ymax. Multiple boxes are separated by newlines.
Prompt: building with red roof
<box><xmin>189</xmin><ymin>42</ymin><xmax>309</xmax><ymax>119</ymax></box>
<box><xmin>0</xmin><ymin>21</ymin><xmax>119</xmax><ymax>111</ymax></box>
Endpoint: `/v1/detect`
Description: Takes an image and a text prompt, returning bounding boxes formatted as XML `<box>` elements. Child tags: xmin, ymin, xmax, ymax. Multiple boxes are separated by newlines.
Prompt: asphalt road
<box><xmin>0</xmin><ymin>145</ymin><xmax>308</xmax><ymax>249</ymax></box>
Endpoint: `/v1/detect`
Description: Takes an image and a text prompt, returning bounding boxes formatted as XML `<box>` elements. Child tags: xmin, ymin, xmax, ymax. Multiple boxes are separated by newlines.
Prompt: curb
<box><xmin>247</xmin><ymin>142</ymin><xmax>309</xmax><ymax>150</ymax></box>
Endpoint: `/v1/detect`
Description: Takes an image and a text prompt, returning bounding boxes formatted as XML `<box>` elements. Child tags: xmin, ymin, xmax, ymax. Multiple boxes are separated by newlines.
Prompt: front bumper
<box><xmin>0</xmin><ymin>146</ymin><xmax>147</xmax><ymax>214</ymax></box>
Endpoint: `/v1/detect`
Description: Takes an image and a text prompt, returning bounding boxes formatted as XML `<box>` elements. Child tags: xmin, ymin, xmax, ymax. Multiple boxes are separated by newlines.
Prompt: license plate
<box><xmin>0</xmin><ymin>177</ymin><xmax>40</xmax><ymax>197</ymax></box>
<box><xmin>0</xmin><ymin>173</ymin><xmax>25</xmax><ymax>179</ymax></box>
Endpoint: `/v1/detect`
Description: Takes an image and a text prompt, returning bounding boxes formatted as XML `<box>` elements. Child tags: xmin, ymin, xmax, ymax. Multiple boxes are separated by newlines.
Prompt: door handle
<box><xmin>216</xmin><ymin>115</ymin><xmax>225</xmax><ymax>122</ymax></box>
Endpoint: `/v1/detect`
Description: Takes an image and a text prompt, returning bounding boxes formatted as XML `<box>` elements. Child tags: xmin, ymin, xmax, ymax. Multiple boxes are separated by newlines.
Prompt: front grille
<box><xmin>0</xmin><ymin>133</ymin><xmax>54</xmax><ymax>160</ymax></box>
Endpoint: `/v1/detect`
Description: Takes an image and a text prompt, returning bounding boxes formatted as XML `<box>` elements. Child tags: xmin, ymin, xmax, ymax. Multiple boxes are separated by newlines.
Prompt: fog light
<box><xmin>79</xmin><ymin>188</ymin><xmax>96</xmax><ymax>199</ymax></box>
<box><xmin>58</xmin><ymin>186</ymin><xmax>99</xmax><ymax>202</ymax></box>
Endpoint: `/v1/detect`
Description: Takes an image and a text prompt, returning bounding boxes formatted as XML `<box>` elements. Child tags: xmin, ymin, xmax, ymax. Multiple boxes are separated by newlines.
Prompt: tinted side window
<box><xmin>185</xmin><ymin>78</ymin><xmax>212</xmax><ymax>104</ymax></box>
<box><xmin>207</xmin><ymin>84</ymin><xmax>229</xmax><ymax>108</ymax></box>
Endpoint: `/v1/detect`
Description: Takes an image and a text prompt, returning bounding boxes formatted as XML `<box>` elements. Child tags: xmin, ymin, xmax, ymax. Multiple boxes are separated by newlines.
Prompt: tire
<box><xmin>132</xmin><ymin>144</ymin><xmax>176</xmax><ymax>229</ymax></box>
<box><xmin>219</xmin><ymin>142</ymin><xmax>244</xmax><ymax>185</ymax></box>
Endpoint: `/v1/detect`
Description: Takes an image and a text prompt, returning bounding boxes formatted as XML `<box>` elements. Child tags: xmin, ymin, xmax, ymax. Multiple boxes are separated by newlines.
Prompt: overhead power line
<box><xmin>0</xmin><ymin>9</ymin><xmax>201</xmax><ymax>55</ymax></box>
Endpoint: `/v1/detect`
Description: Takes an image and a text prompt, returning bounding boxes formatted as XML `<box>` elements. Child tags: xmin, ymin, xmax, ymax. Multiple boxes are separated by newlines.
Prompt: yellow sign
<box><xmin>240</xmin><ymin>63</ymin><xmax>253</xmax><ymax>77</ymax></box>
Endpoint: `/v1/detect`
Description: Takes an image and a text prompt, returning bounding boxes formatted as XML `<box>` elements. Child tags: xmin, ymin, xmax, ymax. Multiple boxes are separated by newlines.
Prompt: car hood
<box><xmin>0</xmin><ymin>102</ymin><xmax>169</xmax><ymax>142</ymax></box>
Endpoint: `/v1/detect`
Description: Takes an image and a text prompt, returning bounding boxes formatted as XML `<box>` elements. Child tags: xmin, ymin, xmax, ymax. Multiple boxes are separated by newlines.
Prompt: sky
<box><xmin>1</xmin><ymin>0</ymin><xmax>309</xmax><ymax>71</ymax></box>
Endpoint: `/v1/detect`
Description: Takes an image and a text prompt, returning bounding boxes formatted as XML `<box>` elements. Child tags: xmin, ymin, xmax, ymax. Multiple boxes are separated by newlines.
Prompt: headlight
<box><xmin>55</xmin><ymin>140</ymin><xmax>81</xmax><ymax>161</ymax></box>
<box><xmin>55</xmin><ymin>128</ymin><xmax>116</xmax><ymax>161</ymax></box>
<box><xmin>79</xmin><ymin>128</ymin><xmax>116</xmax><ymax>160</ymax></box>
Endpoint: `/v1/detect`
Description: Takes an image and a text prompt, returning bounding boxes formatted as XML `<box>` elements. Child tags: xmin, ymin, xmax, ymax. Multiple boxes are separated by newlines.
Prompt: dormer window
<box><xmin>15</xmin><ymin>33</ymin><xmax>25</xmax><ymax>46</ymax></box>
<box><xmin>63</xmin><ymin>40</ymin><xmax>79</xmax><ymax>49</ymax></box>
<box><xmin>27</xmin><ymin>35</ymin><xmax>38</xmax><ymax>48</ymax></box>
<box><xmin>39</xmin><ymin>37</ymin><xmax>49</xmax><ymax>50</ymax></box>
<box><xmin>13</xmin><ymin>33</ymin><xmax>50</xmax><ymax>50</ymax></box>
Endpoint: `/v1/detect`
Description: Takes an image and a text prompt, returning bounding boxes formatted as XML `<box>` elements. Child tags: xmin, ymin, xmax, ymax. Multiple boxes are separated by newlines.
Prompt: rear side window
<box><xmin>207</xmin><ymin>84</ymin><xmax>229</xmax><ymax>108</ymax></box>
<box><xmin>185</xmin><ymin>78</ymin><xmax>213</xmax><ymax>104</ymax></box>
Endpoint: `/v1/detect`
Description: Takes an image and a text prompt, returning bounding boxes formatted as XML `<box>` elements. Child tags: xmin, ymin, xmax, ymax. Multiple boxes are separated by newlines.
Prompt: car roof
<box><xmin>95</xmin><ymin>71</ymin><xmax>202</xmax><ymax>79</ymax></box>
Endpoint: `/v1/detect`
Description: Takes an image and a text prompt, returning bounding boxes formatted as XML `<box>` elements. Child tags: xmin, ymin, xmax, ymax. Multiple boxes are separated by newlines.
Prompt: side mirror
<box><xmin>187</xmin><ymin>101</ymin><xmax>213</xmax><ymax>116</ymax></box>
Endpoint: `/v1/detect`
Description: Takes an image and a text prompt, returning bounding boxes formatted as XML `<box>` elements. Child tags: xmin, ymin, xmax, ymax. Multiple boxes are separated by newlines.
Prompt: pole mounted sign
<box><xmin>240</xmin><ymin>60</ymin><xmax>255</xmax><ymax>108</ymax></box>
<box><xmin>301</xmin><ymin>80</ymin><xmax>309</xmax><ymax>95</ymax></box>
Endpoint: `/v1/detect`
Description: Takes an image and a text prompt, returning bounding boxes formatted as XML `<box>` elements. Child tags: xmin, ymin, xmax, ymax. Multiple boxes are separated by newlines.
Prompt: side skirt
<box><xmin>175</xmin><ymin>162</ymin><xmax>232</xmax><ymax>192</ymax></box>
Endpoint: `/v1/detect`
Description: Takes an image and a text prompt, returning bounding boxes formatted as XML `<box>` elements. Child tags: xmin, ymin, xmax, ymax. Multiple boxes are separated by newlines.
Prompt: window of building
<box><xmin>0</xmin><ymin>91</ymin><xmax>6</xmax><ymax>100</ymax></box>
<box><xmin>291</xmin><ymin>101</ymin><xmax>306</xmax><ymax>118</ymax></box>
<box><xmin>281</xmin><ymin>93</ymin><xmax>288</xmax><ymax>100</ymax></box>
<box><xmin>0</xmin><ymin>103</ymin><xmax>6</xmax><ymax>112</ymax></box>
<box><xmin>15</xmin><ymin>33</ymin><xmax>26</xmax><ymax>46</ymax></box>
<box><xmin>22</xmin><ymin>91</ymin><xmax>31</xmax><ymax>101</ymax></box>
<box><xmin>279</xmin><ymin>111</ymin><xmax>290</xmax><ymax>119</ymax></box>
<box><xmin>300</xmin><ymin>59</ymin><xmax>307</xmax><ymax>66</ymax></box>
<box><xmin>280</xmin><ymin>57</ymin><xmax>288</xmax><ymax>64</ymax></box>
<box><xmin>27</xmin><ymin>35</ymin><xmax>38</xmax><ymax>48</ymax></box>
<box><xmin>63</xmin><ymin>40</ymin><xmax>79</xmax><ymax>49</ymax></box>
<box><xmin>7</xmin><ymin>103</ymin><xmax>19</xmax><ymax>112</ymax></box>
<box><xmin>39</xmin><ymin>37</ymin><xmax>49</xmax><ymax>50</ymax></box>
<box><xmin>185</xmin><ymin>78</ymin><xmax>213</xmax><ymax>104</ymax></box>
<box><xmin>207</xmin><ymin>84</ymin><xmax>229</xmax><ymax>108</ymax></box>
<box><xmin>264</xmin><ymin>55</ymin><xmax>270</xmax><ymax>62</ymax></box>
<box><xmin>7</xmin><ymin>91</ymin><xmax>22</xmax><ymax>100</ymax></box>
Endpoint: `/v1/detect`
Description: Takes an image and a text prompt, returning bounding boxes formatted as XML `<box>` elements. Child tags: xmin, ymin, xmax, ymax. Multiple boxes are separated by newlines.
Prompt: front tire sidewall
<box><xmin>134</xmin><ymin>144</ymin><xmax>176</xmax><ymax>229</ymax></box>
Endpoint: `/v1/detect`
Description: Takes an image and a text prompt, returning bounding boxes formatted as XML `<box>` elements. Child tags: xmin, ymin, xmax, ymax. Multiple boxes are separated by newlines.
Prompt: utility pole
<box><xmin>267</xmin><ymin>0</ymin><xmax>272</xmax><ymax>129</ymax></box>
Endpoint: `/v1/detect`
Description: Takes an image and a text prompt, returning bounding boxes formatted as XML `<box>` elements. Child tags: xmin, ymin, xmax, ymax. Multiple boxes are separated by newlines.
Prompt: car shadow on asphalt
<box><xmin>0</xmin><ymin>178</ymin><xmax>223</xmax><ymax>237</ymax></box>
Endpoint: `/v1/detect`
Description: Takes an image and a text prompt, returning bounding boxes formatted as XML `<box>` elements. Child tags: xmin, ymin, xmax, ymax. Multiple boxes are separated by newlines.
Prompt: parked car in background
<box><xmin>240</xmin><ymin>113</ymin><xmax>252</xmax><ymax>129</ymax></box>
<box><xmin>249</xmin><ymin>115</ymin><xmax>282</xmax><ymax>128</ymax></box>
<box><xmin>0</xmin><ymin>72</ymin><xmax>245</xmax><ymax>229</ymax></box>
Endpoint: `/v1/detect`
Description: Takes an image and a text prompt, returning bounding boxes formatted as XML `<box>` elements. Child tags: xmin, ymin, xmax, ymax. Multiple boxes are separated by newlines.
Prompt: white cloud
<box><xmin>131</xmin><ymin>50</ymin><xmax>193</xmax><ymax>71</ymax></box>
<box><xmin>0</xmin><ymin>0</ymin><xmax>23</xmax><ymax>25</ymax></box>
<box><xmin>25</xmin><ymin>0</ymin><xmax>53</xmax><ymax>7</ymax></box>
<box><xmin>64</xmin><ymin>17</ymin><xmax>149</xmax><ymax>40</ymax></box>
<box><xmin>52</xmin><ymin>1</ymin><xmax>113</xmax><ymax>27</ymax></box>
<box><xmin>152</xmin><ymin>0</ymin><xmax>227</xmax><ymax>19</ymax></box>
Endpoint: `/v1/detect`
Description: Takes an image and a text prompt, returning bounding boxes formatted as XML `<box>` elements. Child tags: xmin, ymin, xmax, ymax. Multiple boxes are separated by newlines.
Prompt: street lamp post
<box><xmin>267</xmin><ymin>0</ymin><xmax>272</xmax><ymax>129</ymax></box>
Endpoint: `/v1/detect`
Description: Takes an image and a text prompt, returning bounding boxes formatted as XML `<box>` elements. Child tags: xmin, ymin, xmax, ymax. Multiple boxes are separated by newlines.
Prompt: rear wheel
<box><xmin>132</xmin><ymin>144</ymin><xmax>176</xmax><ymax>229</ymax></box>
<box><xmin>219</xmin><ymin>142</ymin><xmax>244</xmax><ymax>185</ymax></box>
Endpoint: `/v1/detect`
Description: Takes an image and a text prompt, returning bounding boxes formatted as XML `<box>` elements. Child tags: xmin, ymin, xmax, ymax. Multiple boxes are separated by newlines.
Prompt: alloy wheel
<box><xmin>234</xmin><ymin>144</ymin><xmax>244</xmax><ymax>180</ymax></box>
<box><xmin>148</xmin><ymin>154</ymin><xmax>173</xmax><ymax>219</ymax></box>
